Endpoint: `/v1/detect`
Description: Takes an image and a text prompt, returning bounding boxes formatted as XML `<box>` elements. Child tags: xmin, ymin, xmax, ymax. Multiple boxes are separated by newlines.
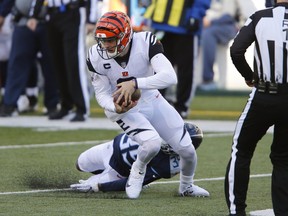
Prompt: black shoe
<box><xmin>27</xmin><ymin>96</ymin><xmax>38</xmax><ymax>111</ymax></box>
<box><xmin>48</xmin><ymin>109</ymin><xmax>69</xmax><ymax>120</ymax></box>
<box><xmin>70</xmin><ymin>113</ymin><xmax>85</xmax><ymax>122</ymax></box>
<box><xmin>0</xmin><ymin>104</ymin><xmax>18</xmax><ymax>117</ymax></box>
<box><xmin>44</xmin><ymin>107</ymin><xmax>58</xmax><ymax>116</ymax></box>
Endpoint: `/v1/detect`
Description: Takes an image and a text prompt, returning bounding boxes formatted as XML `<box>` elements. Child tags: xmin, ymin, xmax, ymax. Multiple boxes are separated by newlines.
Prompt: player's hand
<box><xmin>245</xmin><ymin>79</ymin><xmax>255</xmax><ymax>87</ymax></box>
<box><xmin>114</xmin><ymin>100</ymin><xmax>138</xmax><ymax>114</ymax></box>
<box><xmin>113</xmin><ymin>80</ymin><xmax>136</xmax><ymax>107</ymax></box>
<box><xmin>27</xmin><ymin>18</ymin><xmax>38</xmax><ymax>31</ymax></box>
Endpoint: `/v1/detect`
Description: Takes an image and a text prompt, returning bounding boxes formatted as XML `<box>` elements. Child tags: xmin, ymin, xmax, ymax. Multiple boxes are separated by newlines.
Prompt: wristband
<box><xmin>133</xmin><ymin>78</ymin><xmax>138</xmax><ymax>89</ymax></box>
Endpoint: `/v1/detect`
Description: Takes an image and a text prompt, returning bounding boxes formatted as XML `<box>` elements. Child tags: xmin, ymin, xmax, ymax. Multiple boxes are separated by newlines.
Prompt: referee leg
<box><xmin>270</xmin><ymin>117</ymin><xmax>288</xmax><ymax>215</ymax></box>
<box><xmin>225</xmin><ymin>93</ymin><xmax>271</xmax><ymax>215</ymax></box>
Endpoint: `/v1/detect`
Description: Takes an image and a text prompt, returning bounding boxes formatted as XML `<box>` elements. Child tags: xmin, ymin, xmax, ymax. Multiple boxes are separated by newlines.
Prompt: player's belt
<box><xmin>256</xmin><ymin>82</ymin><xmax>288</xmax><ymax>94</ymax></box>
<box><xmin>48</xmin><ymin>2</ymin><xmax>81</xmax><ymax>14</ymax></box>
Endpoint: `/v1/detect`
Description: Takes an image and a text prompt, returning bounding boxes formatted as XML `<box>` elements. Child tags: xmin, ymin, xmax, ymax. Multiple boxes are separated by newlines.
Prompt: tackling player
<box><xmin>87</xmin><ymin>11</ymin><xmax>209</xmax><ymax>199</ymax></box>
<box><xmin>70</xmin><ymin>123</ymin><xmax>209</xmax><ymax>197</ymax></box>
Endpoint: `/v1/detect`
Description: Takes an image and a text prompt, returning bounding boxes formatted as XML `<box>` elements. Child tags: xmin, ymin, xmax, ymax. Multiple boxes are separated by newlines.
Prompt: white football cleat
<box><xmin>125</xmin><ymin>163</ymin><xmax>146</xmax><ymax>199</ymax></box>
<box><xmin>179</xmin><ymin>184</ymin><xmax>210</xmax><ymax>197</ymax></box>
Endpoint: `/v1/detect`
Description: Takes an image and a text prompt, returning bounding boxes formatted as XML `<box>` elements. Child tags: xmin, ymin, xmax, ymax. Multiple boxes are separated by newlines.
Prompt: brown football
<box><xmin>131</xmin><ymin>89</ymin><xmax>141</xmax><ymax>102</ymax></box>
<box><xmin>114</xmin><ymin>89</ymin><xmax>141</xmax><ymax>106</ymax></box>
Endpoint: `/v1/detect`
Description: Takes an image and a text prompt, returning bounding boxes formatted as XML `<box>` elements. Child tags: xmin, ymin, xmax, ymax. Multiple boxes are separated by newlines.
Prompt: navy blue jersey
<box><xmin>100</xmin><ymin>134</ymin><xmax>180</xmax><ymax>192</ymax></box>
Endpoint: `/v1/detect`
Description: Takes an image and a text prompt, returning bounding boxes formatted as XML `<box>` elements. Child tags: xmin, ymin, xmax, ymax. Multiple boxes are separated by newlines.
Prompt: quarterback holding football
<box><xmin>86</xmin><ymin>11</ymin><xmax>209</xmax><ymax>199</ymax></box>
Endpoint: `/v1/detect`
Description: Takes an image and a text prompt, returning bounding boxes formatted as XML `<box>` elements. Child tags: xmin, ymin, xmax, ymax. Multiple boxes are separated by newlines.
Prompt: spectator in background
<box><xmin>197</xmin><ymin>0</ymin><xmax>256</xmax><ymax>91</ymax></box>
<box><xmin>0</xmin><ymin>0</ymin><xmax>60</xmax><ymax>117</ymax></box>
<box><xmin>0</xmin><ymin>0</ymin><xmax>13</xmax><ymax>28</ymax></box>
<box><xmin>46</xmin><ymin>0</ymin><xmax>94</xmax><ymax>122</ymax></box>
<box><xmin>16</xmin><ymin>57</ymin><xmax>49</xmax><ymax>114</ymax></box>
<box><xmin>0</xmin><ymin>0</ymin><xmax>13</xmax><ymax>100</ymax></box>
<box><xmin>0</xmin><ymin>12</ymin><xmax>12</xmax><ymax>101</ymax></box>
<box><xmin>144</xmin><ymin>0</ymin><xmax>211</xmax><ymax>119</ymax></box>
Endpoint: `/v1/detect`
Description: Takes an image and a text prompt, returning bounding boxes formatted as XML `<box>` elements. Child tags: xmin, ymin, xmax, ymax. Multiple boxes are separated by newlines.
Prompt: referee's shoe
<box><xmin>0</xmin><ymin>104</ymin><xmax>18</xmax><ymax>117</ymax></box>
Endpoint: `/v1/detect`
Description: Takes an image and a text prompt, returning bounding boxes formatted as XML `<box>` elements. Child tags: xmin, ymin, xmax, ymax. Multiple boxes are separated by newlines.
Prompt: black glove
<box><xmin>187</xmin><ymin>18</ymin><xmax>200</xmax><ymax>32</ymax></box>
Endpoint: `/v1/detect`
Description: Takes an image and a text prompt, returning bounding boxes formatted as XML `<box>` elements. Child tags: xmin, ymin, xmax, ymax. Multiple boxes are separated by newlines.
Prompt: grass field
<box><xmin>0</xmin><ymin>91</ymin><xmax>275</xmax><ymax>216</ymax></box>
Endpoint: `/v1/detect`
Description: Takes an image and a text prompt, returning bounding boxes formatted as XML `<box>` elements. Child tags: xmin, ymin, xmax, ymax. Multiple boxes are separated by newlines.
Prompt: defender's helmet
<box><xmin>184</xmin><ymin>122</ymin><xmax>203</xmax><ymax>150</ymax></box>
<box><xmin>161</xmin><ymin>123</ymin><xmax>203</xmax><ymax>155</ymax></box>
<box><xmin>94</xmin><ymin>11</ymin><xmax>133</xmax><ymax>59</ymax></box>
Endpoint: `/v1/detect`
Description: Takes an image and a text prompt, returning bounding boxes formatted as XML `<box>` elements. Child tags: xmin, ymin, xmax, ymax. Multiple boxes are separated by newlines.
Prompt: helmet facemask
<box><xmin>96</xmin><ymin>36</ymin><xmax>119</xmax><ymax>59</ymax></box>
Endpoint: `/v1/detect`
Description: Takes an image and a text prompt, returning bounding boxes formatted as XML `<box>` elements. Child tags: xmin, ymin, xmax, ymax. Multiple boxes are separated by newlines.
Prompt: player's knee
<box><xmin>176</xmin><ymin>136</ymin><xmax>196</xmax><ymax>164</ymax></box>
<box><xmin>177</xmin><ymin>145</ymin><xmax>196</xmax><ymax>164</ymax></box>
<box><xmin>75</xmin><ymin>153</ymin><xmax>87</xmax><ymax>172</ymax></box>
<box><xmin>138</xmin><ymin>137</ymin><xmax>162</xmax><ymax>162</ymax></box>
<box><xmin>75</xmin><ymin>159</ymin><xmax>83</xmax><ymax>172</ymax></box>
<box><xmin>143</xmin><ymin>137</ymin><xmax>162</xmax><ymax>155</ymax></box>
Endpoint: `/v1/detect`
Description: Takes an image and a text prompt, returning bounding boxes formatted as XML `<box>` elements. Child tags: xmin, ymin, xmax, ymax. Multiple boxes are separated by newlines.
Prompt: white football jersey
<box><xmin>87</xmin><ymin>31</ymin><xmax>177</xmax><ymax>118</ymax></box>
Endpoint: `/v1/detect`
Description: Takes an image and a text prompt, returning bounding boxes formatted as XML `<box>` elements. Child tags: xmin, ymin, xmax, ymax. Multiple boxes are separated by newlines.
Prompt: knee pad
<box><xmin>137</xmin><ymin>137</ymin><xmax>162</xmax><ymax>164</ymax></box>
<box><xmin>177</xmin><ymin>146</ymin><xmax>196</xmax><ymax>164</ymax></box>
<box><xmin>167</xmin><ymin>132</ymin><xmax>196</xmax><ymax>164</ymax></box>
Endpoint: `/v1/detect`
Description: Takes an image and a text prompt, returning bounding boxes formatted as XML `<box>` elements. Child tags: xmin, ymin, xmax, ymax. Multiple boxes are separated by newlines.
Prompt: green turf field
<box><xmin>0</xmin><ymin>91</ymin><xmax>274</xmax><ymax>216</ymax></box>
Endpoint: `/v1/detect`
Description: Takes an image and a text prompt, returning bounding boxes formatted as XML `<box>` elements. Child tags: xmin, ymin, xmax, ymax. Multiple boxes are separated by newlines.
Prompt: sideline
<box><xmin>0</xmin><ymin>116</ymin><xmax>274</xmax><ymax>133</ymax></box>
<box><xmin>0</xmin><ymin>140</ymin><xmax>110</xmax><ymax>150</ymax></box>
<box><xmin>0</xmin><ymin>133</ymin><xmax>233</xmax><ymax>150</ymax></box>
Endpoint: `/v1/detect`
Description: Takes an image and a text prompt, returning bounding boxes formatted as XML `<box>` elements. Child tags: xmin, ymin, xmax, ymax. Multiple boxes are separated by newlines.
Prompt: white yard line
<box><xmin>0</xmin><ymin>173</ymin><xmax>271</xmax><ymax>196</ymax></box>
<box><xmin>0</xmin><ymin>140</ymin><xmax>110</xmax><ymax>150</ymax></box>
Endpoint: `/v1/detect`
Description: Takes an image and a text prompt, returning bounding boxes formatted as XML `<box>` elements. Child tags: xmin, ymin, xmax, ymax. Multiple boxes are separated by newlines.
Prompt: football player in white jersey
<box><xmin>70</xmin><ymin>123</ymin><xmax>209</xmax><ymax>197</ymax></box>
<box><xmin>86</xmin><ymin>11</ymin><xmax>209</xmax><ymax>199</ymax></box>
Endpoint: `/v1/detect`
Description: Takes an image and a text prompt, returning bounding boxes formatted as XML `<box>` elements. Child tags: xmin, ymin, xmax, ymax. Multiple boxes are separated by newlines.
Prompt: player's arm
<box><xmin>87</xmin><ymin>48</ymin><xmax>117</xmax><ymax>113</ymax></box>
<box><xmin>136</xmin><ymin>32</ymin><xmax>177</xmax><ymax>90</ymax></box>
<box><xmin>230</xmin><ymin>15</ymin><xmax>256</xmax><ymax>85</ymax></box>
<box><xmin>98</xmin><ymin>169</ymin><xmax>161</xmax><ymax>192</ymax></box>
<box><xmin>98</xmin><ymin>178</ymin><xmax>127</xmax><ymax>192</ymax></box>
<box><xmin>91</xmin><ymin>72</ymin><xmax>117</xmax><ymax>112</ymax></box>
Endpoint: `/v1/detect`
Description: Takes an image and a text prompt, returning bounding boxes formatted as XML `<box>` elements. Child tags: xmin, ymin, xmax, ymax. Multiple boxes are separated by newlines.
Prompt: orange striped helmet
<box><xmin>95</xmin><ymin>11</ymin><xmax>133</xmax><ymax>59</ymax></box>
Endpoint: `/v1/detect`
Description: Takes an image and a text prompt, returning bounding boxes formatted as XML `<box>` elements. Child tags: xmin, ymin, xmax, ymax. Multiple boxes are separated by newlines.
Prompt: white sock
<box><xmin>132</xmin><ymin>159</ymin><xmax>147</xmax><ymax>173</ymax></box>
<box><xmin>180</xmin><ymin>173</ymin><xmax>193</xmax><ymax>192</ymax></box>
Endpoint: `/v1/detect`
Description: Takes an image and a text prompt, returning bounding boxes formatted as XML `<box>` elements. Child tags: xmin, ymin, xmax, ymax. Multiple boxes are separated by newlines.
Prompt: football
<box><xmin>131</xmin><ymin>89</ymin><xmax>141</xmax><ymax>102</ymax></box>
<box><xmin>114</xmin><ymin>89</ymin><xmax>141</xmax><ymax>106</ymax></box>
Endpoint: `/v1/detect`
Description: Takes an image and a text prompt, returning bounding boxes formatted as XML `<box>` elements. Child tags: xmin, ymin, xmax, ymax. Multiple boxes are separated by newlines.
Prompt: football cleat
<box><xmin>125</xmin><ymin>163</ymin><xmax>146</xmax><ymax>199</ymax></box>
<box><xmin>179</xmin><ymin>184</ymin><xmax>210</xmax><ymax>197</ymax></box>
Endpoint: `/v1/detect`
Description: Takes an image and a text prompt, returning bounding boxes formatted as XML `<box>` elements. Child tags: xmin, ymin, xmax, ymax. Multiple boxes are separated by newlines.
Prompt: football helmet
<box><xmin>184</xmin><ymin>122</ymin><xmax>203</xmax><ymax>150</ymax></box>
<box><xmin>161</xmin><ymin>123</ymin><xmax>203</xmax><ymax>155</ymax></box>
<box><xmin>94</xmin><ymin>11</ymin><xmax>133</xmax><ymax>60</ymax></box>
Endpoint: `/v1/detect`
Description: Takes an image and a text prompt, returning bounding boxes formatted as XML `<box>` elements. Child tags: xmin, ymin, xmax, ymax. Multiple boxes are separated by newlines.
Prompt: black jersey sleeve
<box><xmin>230</xmin><ymin>16</ymin><xmax>256</xmax><ymax>81</ymax></box>
<box><xmin>144</xmin><ymin>32</ymin><xmax>164</xmax><ymax>60</ymax></box>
